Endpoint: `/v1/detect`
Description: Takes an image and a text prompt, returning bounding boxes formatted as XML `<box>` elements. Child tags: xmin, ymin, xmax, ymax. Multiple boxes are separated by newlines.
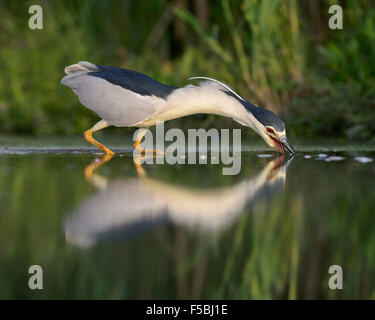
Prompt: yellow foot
<box><xmin>133</xmin><ymin>140</ymin><xmax>164</xmax><ymax>157</ymax></box>
<box><xmin>134</xmin><ymin>146</ymin><xmax>164</xmax><ymax>157</ymax></box>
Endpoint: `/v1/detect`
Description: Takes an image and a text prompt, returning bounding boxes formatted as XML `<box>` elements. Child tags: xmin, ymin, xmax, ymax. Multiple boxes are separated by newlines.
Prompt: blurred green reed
<box><xmin>175</xmin><ymin>0</ymin><xmax>303</xmax><ymax>113</ymax></box>
<box><xmin>0</xmin><ymin>0</ymin><xmax>374</xmax><ymax>138</ymax></box>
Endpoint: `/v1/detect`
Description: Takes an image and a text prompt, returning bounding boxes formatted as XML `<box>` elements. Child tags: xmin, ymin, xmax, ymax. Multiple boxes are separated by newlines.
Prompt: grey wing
<box><xmin>61</xmin><ymin>61</ymin><xmax>174</xmax><ymax>127</ymax></box>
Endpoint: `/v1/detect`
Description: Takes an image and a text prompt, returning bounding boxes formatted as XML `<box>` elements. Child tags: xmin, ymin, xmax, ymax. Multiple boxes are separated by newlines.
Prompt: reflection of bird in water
<box><xmin>61</xmin><ymin>61</ymin><xmax>295</xmax><ymax>156</ymax></box>
<box><xmin>65</xmin><ymin>156</ymin><xmax>294</xmax><ymax>247</ymax></box>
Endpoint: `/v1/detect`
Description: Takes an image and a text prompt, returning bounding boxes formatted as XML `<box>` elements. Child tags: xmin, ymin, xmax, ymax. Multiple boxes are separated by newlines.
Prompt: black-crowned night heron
<box><xmin>61</xmin><ymin>61</ymin><xmax>295</xmax><ymax>155</ymax></box>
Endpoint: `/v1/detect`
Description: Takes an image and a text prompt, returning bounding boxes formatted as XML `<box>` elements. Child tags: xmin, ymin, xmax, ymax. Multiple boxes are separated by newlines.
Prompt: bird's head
<box><xmin>248</xmin><ymin>106</ymin><xmax>295</xmax><ymax>155</ymax></box>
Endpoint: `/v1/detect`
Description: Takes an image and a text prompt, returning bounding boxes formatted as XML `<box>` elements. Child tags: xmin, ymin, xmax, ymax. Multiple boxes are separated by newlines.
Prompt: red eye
<box><xmin>267</xmin><ymin>128</ymin><xmax>274</xmax><ymax>134</ymax></box>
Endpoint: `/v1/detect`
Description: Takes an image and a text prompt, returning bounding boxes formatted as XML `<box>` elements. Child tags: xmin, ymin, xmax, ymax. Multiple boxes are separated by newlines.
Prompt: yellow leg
<box><xmin>133</xmin><ymin>139</ymin><xmax>142</xmax><ymax>149</ymax></box>
<box><xmin>132</xmin><ymin>128</ymin><xmax>165</xmax><ymax>177</ymax></box>
<box><xmin>133</xmin><ymin>128</ymin><xmax>147</xmax><ymax>152</ymax></box>
<box><xmin>84</xmin><ymin>120</ymin><xmax>115</xmax><ymax>155</ymax></box>
<box><xmin>133</xmin><ymin>129</ymin><xmax>164</xmax><ymax>156</ymax></box>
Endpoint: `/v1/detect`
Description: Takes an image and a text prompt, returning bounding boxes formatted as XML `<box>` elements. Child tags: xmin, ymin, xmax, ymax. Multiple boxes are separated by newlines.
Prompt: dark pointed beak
<box><xmin>280</xmin><ymin>137</ymin><xmax>295</xmax><ymax>155</ymax></box>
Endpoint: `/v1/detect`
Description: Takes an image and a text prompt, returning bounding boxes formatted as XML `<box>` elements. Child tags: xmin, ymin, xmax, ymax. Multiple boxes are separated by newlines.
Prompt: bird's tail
<box><xmin>64</xmin><ymin>61</ymin><xmax>98</xmax><ymax>75</ymax></box>
<box><xmin>61</xmin><ymin>61</ymin><xmax>99</xmax><ymax>86</ymax></box>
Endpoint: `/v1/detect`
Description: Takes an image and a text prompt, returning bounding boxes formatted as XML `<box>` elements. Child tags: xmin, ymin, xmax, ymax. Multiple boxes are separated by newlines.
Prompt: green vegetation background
<box><xmin>0</xmin><ymin>0</ymin><xmax>374</xmax><ymax>140</ymax></box>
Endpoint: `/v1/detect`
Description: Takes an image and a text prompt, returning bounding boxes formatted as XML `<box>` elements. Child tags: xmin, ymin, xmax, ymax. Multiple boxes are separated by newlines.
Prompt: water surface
<box><xmin>0</xmin><ymin>142</ymin><xmax>374</xmax><ymax>299</ymax></box>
